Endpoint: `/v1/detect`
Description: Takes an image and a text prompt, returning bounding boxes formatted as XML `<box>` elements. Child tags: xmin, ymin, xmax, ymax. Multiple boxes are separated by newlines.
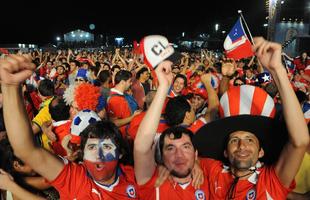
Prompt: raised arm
<box><xmin>0</xmin><ymin>55</ymin><xmax>64</xmax><ymax>182</ymax></box>
<box><xmin>200</xmin><ymin>73</ymin><xmax>219</xmax><ymax>122</ymax></box>
<box><xmin>134</xmin><ymin>61</ymin><xmax>173</xmax><ymax>185</ymax></box>
<box><xmin>117</xmin><ymin>52</ymin><xmax>128</xmax><ymax>69</ymax></box>
<box><xmin>253</xmin><ymin>37</ymin><xmax>309</xmax><ymax>187</ymax></box>
<box><xmin>219</xmin><ymin>59</ymin><xmax>236</xmax><ymax>97</ymax></box>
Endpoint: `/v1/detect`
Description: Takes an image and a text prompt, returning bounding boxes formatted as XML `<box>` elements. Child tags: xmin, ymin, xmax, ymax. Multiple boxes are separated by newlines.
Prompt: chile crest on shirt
<box><xmin>195</xmin><ymin>189</ymin><xmax>206</xmax><ymax>200</ymax></box>
<box><xmin>246</xmin><ymin>189</ymin><xmax>256</xmax><ymax>200</ymax></box>
<box><xmin>126</xmin><ymin>185</ymin><xmax>136</xmax><ymax>198</ymax></box>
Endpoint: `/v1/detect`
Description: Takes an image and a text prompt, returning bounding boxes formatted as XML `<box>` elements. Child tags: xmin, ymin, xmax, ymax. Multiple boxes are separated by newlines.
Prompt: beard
<box><xmin>170</xmin><ymin>168</ymin><xmax>192</xmax><ymax>178</ymax></box>
<box><xmin>230</xmin><ymin>158</ymin><xmax>254</xmax><ymax>170</ymax></box>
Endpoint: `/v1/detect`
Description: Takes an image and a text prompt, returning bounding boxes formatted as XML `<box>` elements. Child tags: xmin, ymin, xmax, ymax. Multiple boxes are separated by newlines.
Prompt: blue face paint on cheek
<box><xmin>98</xmin><ymin>139</ymin><xmax>119</xmax><ymax>162</ymax></box>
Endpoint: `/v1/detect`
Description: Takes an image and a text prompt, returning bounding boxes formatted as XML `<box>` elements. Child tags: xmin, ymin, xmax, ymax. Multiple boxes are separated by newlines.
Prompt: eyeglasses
<box><xmin>75</xmin><ymin>78</ymin><xmax>85</xmax><ymax>82</ymax></box>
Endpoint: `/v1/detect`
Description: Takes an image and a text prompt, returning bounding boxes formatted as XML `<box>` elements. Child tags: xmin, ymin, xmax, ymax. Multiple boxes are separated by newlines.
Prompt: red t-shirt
<box><xmin>127</xmin><ymin>112</ymin><xmax>169</xmax><ymax>140</ymax></box>
<box><xmin>51</xmin><ymin>120</ymin><xmax>71</xmax><ymax>157</ymax></box>
<box><xmin>107</xmin><ymin>91</ymin><xmax>131</xmax><ymax>120</ymax></box>
<box><xmin>294</xmin><ymin>57</ymin><xmax>310</xmax><ymax>70</ymax></box>
<box><xmin>202</xmin><ymin>158</ymin><xmax>295</xmax><ymax>200</ymax></box>
<box><xmin>107</xmin><ymin>90</ymin><xmax>132</xmax><ymax>136</ymax></box>
<box><xmin>50</xmin><ymin>163</ymin><xmax>139</xmax><ymax>200</ymax></box>
<box><xmin>138</xmin><ymin>159</ymin><xmax>210</xmax><ymax>200</ymax></box>
<box><xmin>188</xmin><ymin>117</ymin><xmax>207</xmax><ymax>133</ymax></box>
<box><xmin>167</xmin><ymin>89</ymin><xmax>178</xmax><ymax>98</ymax></box>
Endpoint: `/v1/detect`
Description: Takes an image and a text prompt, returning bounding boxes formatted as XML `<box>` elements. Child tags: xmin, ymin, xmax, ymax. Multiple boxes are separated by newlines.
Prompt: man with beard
<box><xmin>0</xmin><ymin>55</ymin><xmax>138</xmax><ymax>199</ymax></box>
<box><xmin>193</xmin><ymin>37</ymin><xmax>309</xmax><ymax>199</ymax></box>
<box><xmin>134</xmin><ymin>61</ymin><xmax>210</xmax><ymax>199</ymax></box>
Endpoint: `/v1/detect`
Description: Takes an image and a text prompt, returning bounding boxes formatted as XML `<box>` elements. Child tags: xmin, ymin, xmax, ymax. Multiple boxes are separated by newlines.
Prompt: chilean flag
<box><xmin>224</xmin><ymin>18</ymin><xmax>254</xmax><ymax>60</ymax></box>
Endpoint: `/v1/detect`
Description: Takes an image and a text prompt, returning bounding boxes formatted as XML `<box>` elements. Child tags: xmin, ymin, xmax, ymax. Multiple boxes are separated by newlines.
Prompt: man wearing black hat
<box><xmin>193</xmin><ymin>37</ymin><xmax>309</xmax><ymax>199</ymax></box>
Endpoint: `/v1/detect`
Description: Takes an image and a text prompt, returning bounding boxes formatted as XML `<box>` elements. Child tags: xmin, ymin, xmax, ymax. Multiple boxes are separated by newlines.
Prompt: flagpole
<box><xmin>281</xmin><ymin>53</ymin><xmax>290</xmax><ymax>73</ymax></box>
<box><xmin>237</xmin><ymin>9</ymin><xmax>257</xmax><ymax>63</ymax></box>
<box><xmin>238</xmin><ymin>10</ymin><xmax>254</xmax><ymax>44</ymax></box>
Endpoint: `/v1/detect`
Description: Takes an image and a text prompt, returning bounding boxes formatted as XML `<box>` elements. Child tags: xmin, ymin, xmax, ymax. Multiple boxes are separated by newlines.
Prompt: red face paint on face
<box><xmin>83</xmin><ymin>138</ymin><xmax>119</xmax><ymax>182</ymax></box>
<box><xmin>83</xmin><ymin>160</ymin><xmax>118</xmax><ymax>182</ymax></box>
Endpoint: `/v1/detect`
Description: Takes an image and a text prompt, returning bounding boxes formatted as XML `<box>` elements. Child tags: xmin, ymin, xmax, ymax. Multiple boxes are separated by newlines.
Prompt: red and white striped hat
<box><xmin>193</xmin><ymin>85</ymin><xmax>288</xmax><ymax>164</ymax></box>
<box><xmin>219</xmin><ymin>85</ymin><xmax>276</xmax><ymax>118</ymax></box>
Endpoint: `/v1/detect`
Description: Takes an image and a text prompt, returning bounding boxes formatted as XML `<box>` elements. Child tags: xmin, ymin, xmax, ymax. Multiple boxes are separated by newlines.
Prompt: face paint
<box><xmin>98</xmin><ymin>138</ymin><xmax>119</xmax><ymax>161</ymax></box>
<box><xmin>83</xmin><ymin>138</ymin><xmax>119</xmax><ymax>182</ymax></box>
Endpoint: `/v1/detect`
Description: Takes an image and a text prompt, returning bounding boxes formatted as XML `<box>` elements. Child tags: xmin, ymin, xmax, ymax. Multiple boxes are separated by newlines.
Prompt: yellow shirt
<box><xmin>32</xmin><ymin>97</ymin><xmax>53</xmax><ymax>151</ymax></box>
<box><xmin>294</xmin><ymin>152</ymin><xmax>310</xmax><ymax>194</ymax></box>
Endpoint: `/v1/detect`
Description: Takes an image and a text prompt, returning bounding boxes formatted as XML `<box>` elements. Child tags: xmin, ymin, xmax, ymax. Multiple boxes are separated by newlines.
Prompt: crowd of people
<box><xmin>0</xmin><ymin>35</ymin><xmax>309</xmax><ymax>200</ymax></box>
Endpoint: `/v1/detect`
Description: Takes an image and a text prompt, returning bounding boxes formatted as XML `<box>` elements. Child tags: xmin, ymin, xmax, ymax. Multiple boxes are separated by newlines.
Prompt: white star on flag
<box><xmin>262</xmin><ymin>74</ymin><xmax>270</xmax><ymax>82</ymax></box>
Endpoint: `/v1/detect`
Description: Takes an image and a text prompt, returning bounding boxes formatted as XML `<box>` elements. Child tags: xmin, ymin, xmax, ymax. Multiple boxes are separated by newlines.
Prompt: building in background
<box><xmin>64</xmin><ymin>30</ymin><xmax>94</xmax><ymax>43</ymax></box>
<box><xmin>266</xmin><ymin>0</ymin><xmax>309</xmax><ymax>56</ymax></box>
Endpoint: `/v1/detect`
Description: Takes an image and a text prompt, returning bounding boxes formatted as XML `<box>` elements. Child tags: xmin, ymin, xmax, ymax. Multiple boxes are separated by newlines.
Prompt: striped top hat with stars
<box><xmin>193</xmin><ymin>85</ymin><xmax>288</xmax><ymax>165</ymax></box>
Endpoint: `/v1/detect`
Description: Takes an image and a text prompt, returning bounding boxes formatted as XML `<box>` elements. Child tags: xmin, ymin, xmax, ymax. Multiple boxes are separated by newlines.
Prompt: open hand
<box><xmin>221</xmin><ymin>58</ymin><xmax>236</xmax><ymax>77</ymax></box>
<box><xmin>155</xmin><ymin>165</ymin><xmax>170</xmax><ymax>187</ymax></box>
<box><xmin>0</xmin><ymin>169</ymin><xmax>14</xmax><ymax>190</ymax></box>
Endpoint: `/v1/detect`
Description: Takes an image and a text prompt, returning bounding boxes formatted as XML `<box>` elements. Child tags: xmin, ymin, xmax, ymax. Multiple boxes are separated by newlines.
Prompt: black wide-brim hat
<box><xmin>193</xmin><ymin>115</ymin><xmax>288</xmax><ymax>165</ymax></box>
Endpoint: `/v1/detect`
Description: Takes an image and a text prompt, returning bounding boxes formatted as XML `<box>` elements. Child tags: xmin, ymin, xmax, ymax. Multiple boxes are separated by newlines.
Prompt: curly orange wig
<box><xmin>74</xmin><ymin>83</ymin><xmax>100</xmax><ymax>111</ymax></box>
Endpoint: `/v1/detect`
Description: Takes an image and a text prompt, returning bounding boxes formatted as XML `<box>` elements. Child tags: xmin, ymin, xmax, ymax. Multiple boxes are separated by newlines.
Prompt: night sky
<box><xmin>0</xmin><ymin>0</ymin><xmax>306</xmax><ymax>45</ymax></box>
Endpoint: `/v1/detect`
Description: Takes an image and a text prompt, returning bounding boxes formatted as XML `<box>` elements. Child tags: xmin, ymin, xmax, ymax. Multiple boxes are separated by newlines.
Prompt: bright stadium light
<box><xmin>263</xmin><ymin>23</ymin><xmax>268</xmax><ymax>27</ymax></box>
<box><xmin>115</xmin><ymin>37</ymin><xmax>124</xmax><ymax>41</ymax></box>
<box><xmin>56</xmin><ymin>37</ymin><xmax>61</xmax><ymax>41</ymax></box>
<box><xmin>115</xmin><ymin>37</ymin><xmax>124</xmax><ymax>46</ymax></box>
<box><xmin>215</xmin><ymin>24</ymin><xmax>219</xmax><ymax>31</ymax></box>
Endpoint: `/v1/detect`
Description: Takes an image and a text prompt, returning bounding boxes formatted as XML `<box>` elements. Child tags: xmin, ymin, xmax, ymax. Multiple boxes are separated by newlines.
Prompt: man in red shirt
<box><xmin>127</xmin><ymin>90</ymin><xmax>169</xmax><ymax>141</ymax></box>
<box><xmin>0</xmin><ymin>55</ymin><xmax>139</xmax><ymax>199</ymax></box>
<box><xmin>193</xmin><ymin>37</ymin><xmax>309</xmax><ymax>199</ymax></box>
<box><xmin>165</xmin><ymin>73</ymin><xmax>219</xmax><ymax>133</ymax></box>
<box><xmin>134</xmin><ymin>61</ymin><xmax>210</xmax><ymax>199</ymax></box>
<box><xmin>107</xmin><ymin>70</ymin><xmax>141</xmax><ymax>137</ymax></box>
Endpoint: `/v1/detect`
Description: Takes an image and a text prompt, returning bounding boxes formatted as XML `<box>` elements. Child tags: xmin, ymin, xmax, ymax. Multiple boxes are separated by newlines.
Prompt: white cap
<box><xmin>140</xmin><ymin>35</ymin><xmax>179</xmax><ymax>69</ymax></box>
